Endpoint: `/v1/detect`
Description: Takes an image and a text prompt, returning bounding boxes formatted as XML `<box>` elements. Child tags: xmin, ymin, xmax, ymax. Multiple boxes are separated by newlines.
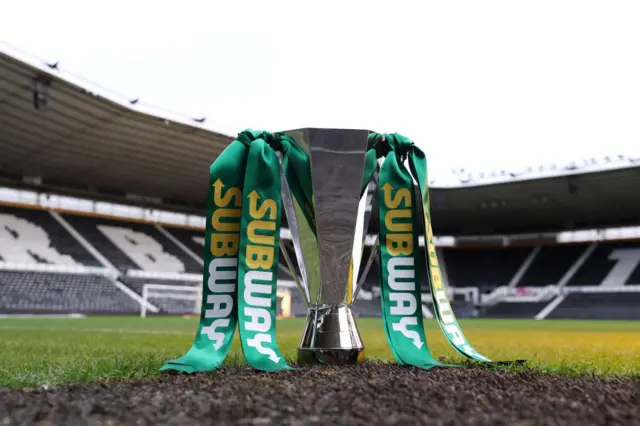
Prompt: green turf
<box><xmin>0</xmin><ymin>316</ymin><xmax>638</xmax><ymax>389</ymax></box>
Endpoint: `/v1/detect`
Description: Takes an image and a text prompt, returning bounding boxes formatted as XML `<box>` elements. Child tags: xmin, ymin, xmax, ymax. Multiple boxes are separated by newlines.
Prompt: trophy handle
<box><xmin>351</xmin><ymin>234</ymin><xmax>379</xmax><ymax>303</ymax></box>
<box><xmin>276</xmin><ymin>152</ymin><xmax>311</xmax><ymax>307</ymax></box>
<box><xmin>348</xmin><ymin>169</ymin><xmax>380</xmax><ymax>303</ymax></box>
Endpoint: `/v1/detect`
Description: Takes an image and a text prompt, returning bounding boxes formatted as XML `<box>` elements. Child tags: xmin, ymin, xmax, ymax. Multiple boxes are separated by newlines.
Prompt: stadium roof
<box><xmin>2</xmin><ymin>46</ymin><xmax>640</xmax><ymax>235</ymax></box>
<box><xmin>430</xmin><ymin>165</ymin><xmax>640</xmax><ymax>235</ymax></box>
<box><xmin>0</xmin><ymin>48</ymin><xmax>234</xmax><ymax>210</ymax></box>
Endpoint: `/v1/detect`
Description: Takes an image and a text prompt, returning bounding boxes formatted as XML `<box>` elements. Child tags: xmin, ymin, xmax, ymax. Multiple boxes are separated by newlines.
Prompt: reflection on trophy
<box><xmin>277</xmin><ymin>128</ymin><xmax>374</xmax><ymax>365</ymax></box>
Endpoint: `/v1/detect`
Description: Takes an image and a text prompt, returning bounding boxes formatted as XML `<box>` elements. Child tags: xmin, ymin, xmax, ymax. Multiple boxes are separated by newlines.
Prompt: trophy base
<box><xmin>297</xmin><ymin>304</ymin><xmax>365</xmax><ymax>366</ymax></box>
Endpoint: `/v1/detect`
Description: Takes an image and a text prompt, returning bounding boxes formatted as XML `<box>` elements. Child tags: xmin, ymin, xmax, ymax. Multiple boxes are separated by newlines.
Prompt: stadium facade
<box><xmin>1</xmin><ymin>46</ymin><xmax>640</xmax><ymax>321</ymax></box>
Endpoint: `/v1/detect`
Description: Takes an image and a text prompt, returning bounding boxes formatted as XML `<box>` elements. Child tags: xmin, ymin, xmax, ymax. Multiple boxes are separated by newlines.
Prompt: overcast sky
<box><xmin>2</xmin><ymin>0</ymin><xmax>639</xmax><ymax>181</ymax></box>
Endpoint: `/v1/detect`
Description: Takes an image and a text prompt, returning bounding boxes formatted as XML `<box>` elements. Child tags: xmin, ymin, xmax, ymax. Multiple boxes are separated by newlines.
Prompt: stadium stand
<box><xmin>517</xmin><ymin>244</ymin><xmax>585</xmax><ymax>287</ymax></box>
<box><xmin>567</xmin><ymin>241</ymin><xmax>640</xmax><ymax>286</ymax></box>
<box><xmin>0</xmin><ymin>270</ymin><xmax>140</xmax><ymax>314</ymax></box>
<box><xmin>443</xmin><ymin>246</ymin><xmax>533</xmax><ymax>291</ymax></box>
<box><xmin>3</xmin><ymin>202</ymin><xmax>638</xmax><ymax>319</ymax></box>
<box><xmin>0</xmin><ymin>204</ymin><xmax>100</xmax><ymax>266</ymax></box>
<box><xmin>481</xmin><ymin>300</ymin><xmax>549</xmax><ymax>319</ymax></box>
<box><xmin>162</xmin><ymin>226</ymin><xmax>208</xmax><ymax>264</ymax></box>
<box><xmin>547</xmin><ymin>292</ymin><xmax>640</xmax><ymax>320</ymax></box>
<box><xmin>1</xmin><ymin>46</ymin><xmax>640</xmax><ymax>321</ymax></box>
<box><xmin>61</xmin><ymin>213</ymin><xmax>203</xmax><ymax>274</ymax></box>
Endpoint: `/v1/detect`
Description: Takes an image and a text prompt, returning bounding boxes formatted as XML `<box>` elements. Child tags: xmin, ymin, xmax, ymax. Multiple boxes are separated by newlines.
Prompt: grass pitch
<box><xmin>0</xmin><ymin>316</ymin><xmax>638</xmax><ymax>389</ymax></box>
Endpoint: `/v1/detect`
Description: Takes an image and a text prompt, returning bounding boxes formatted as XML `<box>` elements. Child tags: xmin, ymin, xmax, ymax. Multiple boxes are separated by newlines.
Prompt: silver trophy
<box><xmin>277</xmin><ymin>128</ymin><xmax>378</xmax><ymax>365</ymax></box>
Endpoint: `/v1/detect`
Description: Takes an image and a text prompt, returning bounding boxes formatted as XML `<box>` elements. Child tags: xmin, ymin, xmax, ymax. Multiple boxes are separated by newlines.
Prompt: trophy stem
<box><xmin>297</xmin><ymin>304</ymin><xmax>365</xmax><ymax>365</ymax></box>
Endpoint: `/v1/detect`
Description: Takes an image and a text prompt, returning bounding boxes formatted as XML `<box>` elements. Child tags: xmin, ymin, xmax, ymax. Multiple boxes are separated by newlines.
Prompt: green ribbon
<box><xmin>377</xmin><ymin>149</ymin><xmax>439</xmax><ymax>369</ymax></box>
<box><xmin>160</xmin><ymin>137</ymin><xmax>247</xmax><ymax>373</ymax></box>
<box><xmin>161</xmin><ymin>130</ymin><xmax>299</xmax><ymax>373</ymax></box>
<box><xmin>372</xmin><ymin>132</ymin><xmax>493</xmax><ymax>365</ymax></box>
<box><xmin>275</xmin><ymin>134</ymin><xmax>316</xmax><ymax>233</ymax></box>
<box><xmin>236</xmin><ymin>136</ymin><xmax>292</xmax><ymax>371</ymax></box>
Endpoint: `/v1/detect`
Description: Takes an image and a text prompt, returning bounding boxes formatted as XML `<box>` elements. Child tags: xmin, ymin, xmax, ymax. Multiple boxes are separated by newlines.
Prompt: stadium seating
<box><xmin>567</xmin><ymin>241</ymin><xmax>640</xmax><ymax>286</ymax></box>
<box><xmin>0</xmin><ymin>271</ymin><xmax>140</xmax><ymax>314</ymax></box>
<box><xmin>0</xmin><ymin>205</ymin><xmax>100</xmax><ymax>266</ymax></box>
<box><xmin>443</xmin><ymin>246</ymin><xmax>533</xmax><ymax>291</ymax></box>
<box><xmin>547</xmin><ymin>292</ymin><xmax>640</xmax><ymax>320</ymax></box>
<box><xmin>163</xmin><ymin>226</ymin><xmax>206</xmax><ymax>262</ymax></box>
<box><xmin>1</xmin><ymin>204</ymin><xmax>639</xmax><ymax>320</ymax></box>
<box><xmin>518</xmin><ymin>245</ymin><xmax>586</xmax><ymax>287</ymax></box>
<box><xmin>61</xmin><ymin>213</ymin><xmax>202</xmax><ymax>274</ymax></box>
